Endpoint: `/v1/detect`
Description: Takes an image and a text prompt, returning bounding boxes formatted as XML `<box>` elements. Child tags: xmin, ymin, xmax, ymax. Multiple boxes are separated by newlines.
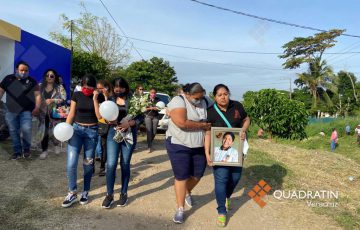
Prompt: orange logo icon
<box><xmin>248</xmin><ymin>179</ymin><xmax>271</xmax><ymax>208</ymax></box>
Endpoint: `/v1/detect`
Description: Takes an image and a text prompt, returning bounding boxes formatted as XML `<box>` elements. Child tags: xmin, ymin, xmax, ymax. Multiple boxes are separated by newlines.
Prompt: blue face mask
<box><xmin>16</xmin><ymin>71</ymin><xmax>29</xmax><ymax>79</ymax></box>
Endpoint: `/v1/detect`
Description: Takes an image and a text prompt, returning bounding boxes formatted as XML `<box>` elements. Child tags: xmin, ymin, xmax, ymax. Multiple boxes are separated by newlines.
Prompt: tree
<box><xmin>121</xmin><ymin>57</ymin><xmax>178</xmax><ymax>96</ymax></box>
<box><xmin>49</xmin><ymin>2</ymin><xmax>130</xmax><ymax>68</ymax></box>
<box><xmin>291</xmin><ymin>88</ymin><xmax>313</xmax><ymax>110</ymax></box>
<box><xmin>337</xmin><ymin>71</ymin><xmax>358</xmax><ymax>103</ymax></box>
<box><xmin>246</xmin><ymin>89</ymin><xmax>309</xmax><ymax>140</ymax></box>
<box><xmin>280</xmin><ymin>29</ymin><xmax>344</xmax><ymax>113</ymax></box>
<box><xmin>294</xmin><ymin>58</ymin><xmax>336</xmax><ymax>113</ymax></box>
<box><xmin>72</xmin><ymin>51</ymin><xmax>110</xmax><ymax>80</ymax></box>
<box><xmin>280</xmin><ymin>29</ymin><xmax>344</xmax><ymax>69</ymax></box>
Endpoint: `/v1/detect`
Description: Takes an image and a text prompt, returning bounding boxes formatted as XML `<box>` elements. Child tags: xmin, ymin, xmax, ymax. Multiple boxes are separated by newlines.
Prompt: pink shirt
<box><xmin>331</xmin><ymin>131</ymin><xmax>338</xmax><ymax>141</ymax></box>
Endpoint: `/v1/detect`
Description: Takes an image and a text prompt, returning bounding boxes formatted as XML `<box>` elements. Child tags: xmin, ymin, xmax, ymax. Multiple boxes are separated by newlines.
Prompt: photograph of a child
<box><xmin>214</xmin><ymin>132</ymin><xmax>239</xmax><ymax>163</ymax></box>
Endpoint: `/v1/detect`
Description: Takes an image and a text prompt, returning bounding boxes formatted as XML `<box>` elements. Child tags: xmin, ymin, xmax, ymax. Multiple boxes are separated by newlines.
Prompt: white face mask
<box><xmin>190</xmin><ymin>98</ymin><xmax>201</xmax><ymax>106</ymax></box>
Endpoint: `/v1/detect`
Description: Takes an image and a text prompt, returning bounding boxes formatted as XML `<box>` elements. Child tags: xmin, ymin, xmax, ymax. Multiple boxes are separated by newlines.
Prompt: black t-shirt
<box><xmin>0</xmin><ymin>74</ymin><xmax>39</xmax><ymax>113</ymax></box>
<box><xmin>43</xmin><ymin>88</ymin><xmax>54</xmax><ymax>100</ymax></box>
<box><xmin>117</xmin><ymin>104</ymin><xmax>128</xmax><ymax>123</ymax></box>
<box><xmin>145</xmin><ymin>96</ymin><xmax>161</xmax><ymax>117</ymax></box>
<box><xmin>207</xmin><ymin>100</ymin><xmax>248</xmax><ymax>128</ymax></box>
<box><xmin>72</xmin><ymin>91</ymin><xmax>98</xmax><ymax>124</ymax></box>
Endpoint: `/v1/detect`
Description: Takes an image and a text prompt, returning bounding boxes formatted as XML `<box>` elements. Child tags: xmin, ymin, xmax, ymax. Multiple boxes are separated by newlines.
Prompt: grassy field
<box><xmin>247</xmin><ymin>116</ymin><xmax>360</xmax><ymax>229</ymax></box>
<box><xmin>276</xmin><ymin>117</ymin><xmax>360</xmax><ymax>164</ymax></box>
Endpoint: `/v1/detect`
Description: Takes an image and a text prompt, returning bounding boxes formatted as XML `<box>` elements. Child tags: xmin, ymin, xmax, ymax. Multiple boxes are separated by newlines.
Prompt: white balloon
<box><xmin>99</xmin><ymin>101</ymin><xmax>119</xmax><ymax>121</ymax></box>
<box><xmin>156</xmin><ymin>101</ymin><xmax>166</xmax><ymax>109</ymax></box>
<box><xmin>54</xmin><ymin>122</ymin><xmax>74</xmax><ymax>142</ymax></box>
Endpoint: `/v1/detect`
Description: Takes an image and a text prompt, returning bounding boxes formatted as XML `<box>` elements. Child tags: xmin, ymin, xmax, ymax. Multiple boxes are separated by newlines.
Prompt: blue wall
<box><xmin>14</xmin><ymin>30</ymin><xmax>71</xmax><ymax>98</ymax></box>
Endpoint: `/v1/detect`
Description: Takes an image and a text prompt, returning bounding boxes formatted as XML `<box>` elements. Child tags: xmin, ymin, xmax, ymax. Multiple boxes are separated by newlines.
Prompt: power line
<box><xmin>137</xmin><ymin>47</ymin><xmax>305</xmax><ymax>72</ymax></box>
<box><xmin>189</xmin><ymin>0</ymin><xmax>360</xmax><ymax>39</ymax></box>
<box><xmin>122</xmin><ymin>36</ymin><xmax>360</xmax><ymax>55</ymax></box>
<box><xmin>98</xmin><ymin>0</ymin><xmax>144</xmax><ymax>59</ymax></box>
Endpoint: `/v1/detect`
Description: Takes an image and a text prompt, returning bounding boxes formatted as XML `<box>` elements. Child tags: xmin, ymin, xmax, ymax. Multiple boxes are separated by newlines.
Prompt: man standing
<box><xmin>0</xmin><ymin>61</ymin><xmax>41</xmax><ymax>159</ymax></box>
<box><xmin>345</xmin><ymin>124</ymin><xmax>351</xmax><ymax>135</ymax></box>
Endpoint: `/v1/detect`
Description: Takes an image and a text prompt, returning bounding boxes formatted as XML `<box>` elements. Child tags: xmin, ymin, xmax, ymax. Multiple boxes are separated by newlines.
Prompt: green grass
<box><xmin>276</xmin><ymin>117</ymin><xmax>360</xmax><ymax>164</ymax></box>
<box><xmin>242</xmin><ymin>149</ymin><xmax>296</xmax><ymax>191</ymax></box>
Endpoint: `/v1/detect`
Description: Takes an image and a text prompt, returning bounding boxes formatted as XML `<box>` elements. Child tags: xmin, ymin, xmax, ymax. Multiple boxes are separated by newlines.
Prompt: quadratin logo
<box><xmin>248</xmin><ymin>179</ymin><xmax>272</xmax><ymax>208</ymax></box>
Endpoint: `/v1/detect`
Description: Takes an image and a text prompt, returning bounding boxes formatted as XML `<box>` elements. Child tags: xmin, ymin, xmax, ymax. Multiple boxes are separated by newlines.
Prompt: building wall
<box><xmin>0</xmin><ymin>36</ymin><xmax>15</xmax><ymax>102</ymax></box>
<box><xmin>14</xmin><ymin>30</ymin><xmax>71</xmax><ymax>98</ymax></box>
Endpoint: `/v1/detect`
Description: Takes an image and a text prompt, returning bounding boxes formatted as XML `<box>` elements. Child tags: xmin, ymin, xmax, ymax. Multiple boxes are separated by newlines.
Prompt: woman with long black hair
<box><xmin>62</xmin><ymin>74</ymin><xmax>101</xmax><ymax>208</ymax></box>
<box><xmin>39</xmin><ymin>69</ymin><xmax>67</xmax><ymax>159</ymax></box>
<box><xmin>101</xmin><ymin>77</ymin><xmax>138</xmax><ymax>208</ymax></box>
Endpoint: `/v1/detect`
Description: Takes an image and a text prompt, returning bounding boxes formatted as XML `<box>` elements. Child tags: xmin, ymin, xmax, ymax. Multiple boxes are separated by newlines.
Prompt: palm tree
<box><xmin>295</xmin><ymin>57</ymin><xmax>337</xmax><ymax>113</ymax></box>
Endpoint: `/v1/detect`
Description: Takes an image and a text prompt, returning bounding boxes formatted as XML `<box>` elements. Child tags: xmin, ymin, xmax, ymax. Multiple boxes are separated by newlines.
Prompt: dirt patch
<box><xmin>0</xmin><ymin>135</ymin><xmax>343</xmax><ymax>229</ymax></box>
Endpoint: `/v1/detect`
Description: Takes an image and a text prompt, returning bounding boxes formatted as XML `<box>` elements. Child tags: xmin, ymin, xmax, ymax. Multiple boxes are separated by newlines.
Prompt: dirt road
<box><xmin>0</xmin><ymin>135</ymin><xmax>345</xmax><ymax>230</ymax></box>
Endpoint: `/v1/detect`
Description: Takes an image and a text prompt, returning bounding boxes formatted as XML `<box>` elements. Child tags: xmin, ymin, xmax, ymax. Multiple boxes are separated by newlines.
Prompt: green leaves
<box><xmin>72</xmin><ymin>51</ymin><xmax>110</xmax><ymax>80</ymax></box>
<box><xmin>280</xmin><ymin>29</ymin><xmax>344</xmax><ymax>69</ymax></box>
<box><xmin>246</xmin><ymin>89</ymin><xmax>309</xmax><ymax>140</ymax></box>
<box><xmin>118</xmin><ymin>57</ymin><xmax>179</xmax><ymax>96</ymax></box>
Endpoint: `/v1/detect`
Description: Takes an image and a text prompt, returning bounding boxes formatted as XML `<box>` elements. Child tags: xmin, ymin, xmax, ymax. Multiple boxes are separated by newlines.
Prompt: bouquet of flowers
<box><xmin>113</xmin><ymin>95</ymin><xmax>151</xmax><ymax>144</ymax></box>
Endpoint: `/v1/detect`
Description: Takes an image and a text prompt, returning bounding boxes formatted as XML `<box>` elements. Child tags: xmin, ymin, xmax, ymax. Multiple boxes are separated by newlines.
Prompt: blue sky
<box><xmin>1</xmin><ymin>0</ymin><xmax>359</xmax><ymax>99</ymax></box>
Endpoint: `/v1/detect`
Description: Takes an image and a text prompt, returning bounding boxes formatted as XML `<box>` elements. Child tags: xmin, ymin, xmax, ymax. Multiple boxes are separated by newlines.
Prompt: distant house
<box><xmin>0</xmin><ymin>19</ymin><xmax>71</xmax><ymax>98</ymax></box>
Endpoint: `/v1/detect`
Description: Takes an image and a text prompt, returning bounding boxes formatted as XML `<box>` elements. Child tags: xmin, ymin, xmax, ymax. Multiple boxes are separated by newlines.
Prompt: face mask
<box><xmin>82</xmin><ymin>88</ymin><xmax>94</xmax><ymax>97</ymax></box>
<box><xmin>115</xmin><ymin>92</ymin><xmax>127</xmax><ymax>98</ymax></box>
<box><xmin>16</xmin><ymin>71</ymin><xmax>29</xmax><ymax>79</ymax></box>
<box><xmin>191</xmin><ymin>99</ymin><xmax>201</xmax><ymax>106</ymax></box>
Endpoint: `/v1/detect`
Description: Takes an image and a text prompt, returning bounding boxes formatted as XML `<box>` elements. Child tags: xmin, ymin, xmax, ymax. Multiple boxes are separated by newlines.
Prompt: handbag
<box><xmin>98</xmin><ymin>118</ymin><xmax>109</xmax><ymax>137</ymax></box>
<box><xmin>51</xmin><ymin>104</ymin><xmax>69</xmax><ymax>119</ymax></box>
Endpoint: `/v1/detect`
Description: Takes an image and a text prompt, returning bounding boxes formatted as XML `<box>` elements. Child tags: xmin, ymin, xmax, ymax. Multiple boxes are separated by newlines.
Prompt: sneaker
<box><xmin>54</xmin><ymin>146</ymin><xmax>61</xmax><ymax>155</ymax></box>
<box><xmin>62</xmin><ymin>193</ymin><xmax>78</xmax><ymax>208</ymax></box>
<box><xmin>9</xmin><ymin>153</ymin><xmax>21</xmax><ymax>160</ymax></box>
<box><xmin>79</xmin><ymin>191</ymin><xmax>89</xmax><ymax>205</ymax></box>
<box><xmin>117</xmin><ymin>193</ymin><xmax>128</xmax><ymax>207</ymax></box>
<box><xmin>101</xmin><ymin>194</ymin><xmax>114</xmax><ymax>209</ymax></box>
<box><xmin>98</xmin><ymin>168</ymin><xmax>106</xmax><ymax>177</ymax></box>
<box><xmin>147</xmin><ymin>148</ymin><xmax>152</xmax><ymax>153</ymax></box>
<box><xmin>39</xmin><ymin>151</ymin><xmax>48</xmax><ymax>160</ymax></box>
<box><xmin>173</xmin><ymin>207</ymin><xmax>184</xmax><ymax>224</ymax></box>
<box><xmin>23</xmin><ymin>151</ymin><xmax>31</xmax><ymax>159</ymax></box>
<box><xmin>185</xmin><ymin>194</ymin><xmax>193</xmax><ymax>208</ymax></box>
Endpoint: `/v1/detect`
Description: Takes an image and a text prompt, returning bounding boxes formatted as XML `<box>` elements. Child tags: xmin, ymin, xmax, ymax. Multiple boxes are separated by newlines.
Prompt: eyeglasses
<box><xmin>138</xmin><ymin>88</ymin><xmax>144</xmax><ymax>91</ymax></box>
<box><xmin>47</xmin><ymin>74</ymin><xmax>55</xmax><ymax>78</ymax></box>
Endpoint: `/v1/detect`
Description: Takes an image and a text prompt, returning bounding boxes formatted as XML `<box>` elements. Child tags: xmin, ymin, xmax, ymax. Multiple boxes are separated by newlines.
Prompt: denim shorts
<box><xmin>166</xmin><ymin>137</ymin><xmax>206</xmax><ymax>180</ymax></box>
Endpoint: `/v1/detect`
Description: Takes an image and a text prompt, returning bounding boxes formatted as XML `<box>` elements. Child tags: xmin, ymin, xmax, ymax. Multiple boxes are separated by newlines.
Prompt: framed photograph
<box><xmin>210</xmin><ymin>127</ymin><xmax>244</xmax><ymax>167</ymax></box>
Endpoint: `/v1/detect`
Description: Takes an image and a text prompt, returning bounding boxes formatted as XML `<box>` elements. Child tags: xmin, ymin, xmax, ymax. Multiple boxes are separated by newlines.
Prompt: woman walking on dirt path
<box><xmin>94</xmin><ymin>79</ymin><xmax>112</xmax><ymax>176</ymax></box>
<box><xmin>39</xmin><ymin>69</ymin><xmax>67</xmax><ymax>159</ymax></box>
<box><xmin>204</xmin><ymin>84</ymin><xmax>250</xmax><ymax>227</ymax></box>
<box><xmin>144</xmin><ymin>87</ymin><xmax>161</xmax><ymax>153</ymax></box>
<box><xmin>101</xmin><ymin>77</ymin><xmax>139</xmax><ymax>209</ymax></box>
<box><xmin>62</xmin><ymin>74</ymin><xmax>101</xmax><ymax>208</ymax></box>
<box><xmin>166</xmin><ymin>83</ymin><xmax>212</xmax><ymax>224</ymax></box>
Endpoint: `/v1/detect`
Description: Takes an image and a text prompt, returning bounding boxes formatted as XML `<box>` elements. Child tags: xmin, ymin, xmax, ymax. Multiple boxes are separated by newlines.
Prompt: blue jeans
<box><xmin>213</xmin><ymin>166</ymin><xmax>243</xmax><ymax>214</ymax></box>
<box><xmin>66</xmin><ymin>123</ymin><xmax>98</xmax><ymax>192</ymax></box>
<box><xmin>106</xmin><ymin>126</ymin><xmax>136</xmax><ymax>195</ymax></box>
<box><xmin>331</xmin><ymin>140</ymin><xmax>336</xmax><ymax>151</ymax></box>
<box><xmin>5</xmin><ymin>111</ymin><xmax>32</xmax><ymax>155</ymax></box>
<box><xmin>95</xmin><ymin>135</ymin><xmax>102</xmax><ymax>158</ymax></box>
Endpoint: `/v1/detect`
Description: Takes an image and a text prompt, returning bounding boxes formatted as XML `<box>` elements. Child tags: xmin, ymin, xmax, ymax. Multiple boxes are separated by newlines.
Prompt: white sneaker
<box><xmin>39</xmin><ymin>151</ymin><xmax>48</xmax><ymax>160</ymax></box>
<box><xmin>54</xmin><ymin>146</ymin><xmax>61</xmax><ymax>155</ymax></box>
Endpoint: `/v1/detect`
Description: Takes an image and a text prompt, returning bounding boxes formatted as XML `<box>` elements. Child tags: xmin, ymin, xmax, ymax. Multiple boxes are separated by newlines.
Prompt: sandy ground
<box><xmin>0</xmin><ymin>134</ymin><xmax>345</xmax><ymax>230</ymax></box>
